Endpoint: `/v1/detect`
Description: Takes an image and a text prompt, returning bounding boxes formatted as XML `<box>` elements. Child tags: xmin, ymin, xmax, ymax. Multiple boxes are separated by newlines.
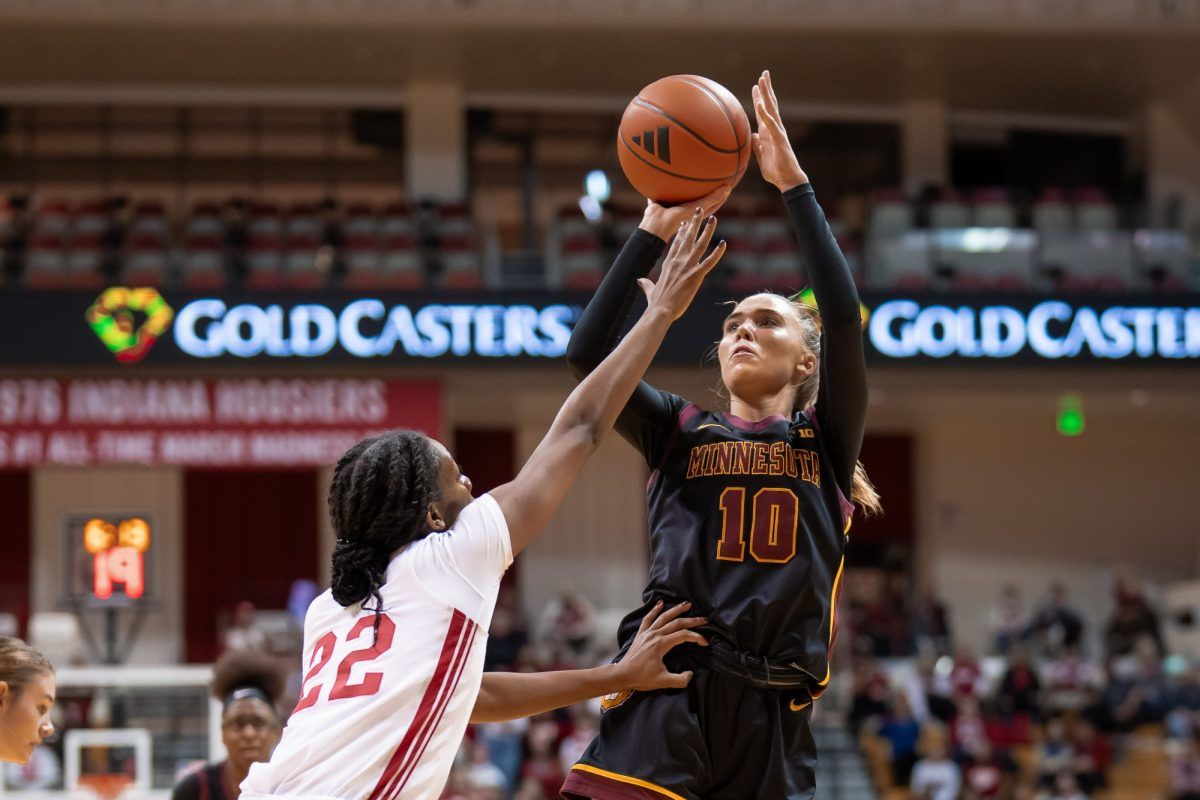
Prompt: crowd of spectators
<box><xmin>202</xmin><ymin>572</ymin><xmax>1197</xmax><ymax>800</ymax></box>
<box><xmin>440</xmin><ymin>587</ymin><xmax>609</xmax><ymax>800</ymax></box>
<box><xmin>851</xmin><ymin>576</ymin><xmax>1200</xmax><ymax>800</ymax></box>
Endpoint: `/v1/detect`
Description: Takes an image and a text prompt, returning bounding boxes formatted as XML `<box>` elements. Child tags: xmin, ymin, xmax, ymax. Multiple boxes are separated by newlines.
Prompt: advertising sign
<box><xmin>0</xmin><ymin>288</ymin><xmax>1198</xmax><ymax>367</ymax></box>
<box><xmin>0</xmin><ymin>378</ymin><xmax>440</xmax><ymax>468</ymax></box>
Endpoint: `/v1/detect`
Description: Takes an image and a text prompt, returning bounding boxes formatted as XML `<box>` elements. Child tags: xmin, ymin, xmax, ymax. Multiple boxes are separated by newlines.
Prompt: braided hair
<box><xmin>328</xmin><ymin>430</ymin><xmax>442</xmax><ymax>627</ymax></box>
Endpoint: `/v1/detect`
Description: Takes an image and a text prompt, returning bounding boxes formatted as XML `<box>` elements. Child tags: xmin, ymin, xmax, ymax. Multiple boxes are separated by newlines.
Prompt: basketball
<box><xmin>617</xmin><ymin>74</ymin><xmax>752</xmax><ymax>205</ymax></box>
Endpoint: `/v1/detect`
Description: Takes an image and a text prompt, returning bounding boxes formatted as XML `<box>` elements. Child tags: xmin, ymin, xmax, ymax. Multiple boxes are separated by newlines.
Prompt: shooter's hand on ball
<box><xmin>638</xmin><ymin>184</ymin><xmax>731</xmax><ymax>243</ymax></box>
<box><xmin>751</xmin><ymin>70</ymin><xmax>809</xmax><ymax>193</ymax></box>
<box><xmin>637</xmin><ymin>208</ymin><xmax>726</xmax><ymax>321</ymax></box>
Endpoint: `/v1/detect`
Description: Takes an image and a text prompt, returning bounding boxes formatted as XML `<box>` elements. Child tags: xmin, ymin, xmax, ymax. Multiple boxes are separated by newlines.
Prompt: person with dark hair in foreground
<box><xmin>241</xmin><ymin>208</ymin><xmax>728</xmax><ymax>800</ymax></box>
<box><xmin>171</xmin><ymin>650</ymin><xmax>286</xmax><ymax>800</ymax></box>
<box><xmin>0</xmin><ymin>637</ymin><xmax>55</xmax><ymax>766</ymax></box>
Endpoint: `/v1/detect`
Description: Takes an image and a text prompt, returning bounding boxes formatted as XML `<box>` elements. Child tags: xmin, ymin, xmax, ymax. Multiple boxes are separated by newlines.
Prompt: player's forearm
<box><xmin>550</xmin><ymin>306</ymin><xmax>675</xmax><ymax>448</ymax></box>
<box><xmin>565</xmin><ymin>230</ymin><xmax>665</xmax><ymax>379</ymax></box>
<box><xmin>470</xmin><ymin>665</ymin><xmax>625</xmax><ymax>724</ymax></box>
<box><xmin>783</xmin><ymin>183</ymin><xmax>861</xmax><ymax>330</ymax></box>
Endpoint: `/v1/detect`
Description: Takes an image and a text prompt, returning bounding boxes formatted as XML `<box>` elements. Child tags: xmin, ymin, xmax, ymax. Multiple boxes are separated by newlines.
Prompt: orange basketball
<box><xmin>617</xmin><ymin>75</ymin><xmax>751</xmax><ymax>205</ymax></box>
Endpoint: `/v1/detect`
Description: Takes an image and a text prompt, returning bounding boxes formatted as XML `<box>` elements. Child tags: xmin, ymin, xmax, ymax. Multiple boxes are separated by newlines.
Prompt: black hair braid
<box><xmin>329</xmin><ymin>430</ymin><xmax>442</xmax><ymax>632</ymax></box>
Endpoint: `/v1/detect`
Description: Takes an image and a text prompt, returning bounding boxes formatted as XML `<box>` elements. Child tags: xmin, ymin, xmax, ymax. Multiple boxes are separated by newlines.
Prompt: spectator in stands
<box><xmin>1101</xmin><ymin>643</ymin><xmax>1170</xmax><ymax>734</ymax></box>
<box><xmin>1170</xmin><ymin>734</ymin><xmax>1200</xmax><ymax>800</ymax></box>
<box><xmin>847</xmin><ymin>655</ymin><xmax>891</xmax><ymax>735</ymax></box>
<box><xmin>951</xmin><ymin>645</ymin><xmax>987</xmax><ymax>698</ymax></box>
<box><xmin>852</xmin><ymin>574</ymin><xmax>910</xmax><ymax>657</ymax></box>
<box><xmin>914</xmin><ymin>650</ymin><xmax>958</xmax><ymax>725</ymax></box>
<box><xmin>1167</xmin><ymin>661</ymin><xmax>1200</xmax><ymax>740</ymax></box>
<box><xmin>1036</xmin><ymin>716</ymin><xmax>1075</xmax><ymax>790</ymax></box>
<box><xmin>538</xmin><ymin>593</ymin><xmax>596</xmax><ymax>667</ymax></box>
<box><xmin>912</xmin><ymin>585</ymin><xmax>953</xmax><ymax>657</ymax></box>
<box><xmin>960</xmin><ymin>738</ymin><xmax>1019</xmax><ymax>800</ymax></box>
<box><xmin>951</xmin><ymin>695</ymin><xmax>991</xmax><ymax>760</ymax></box>
<box><xmin>1034</xmin><ymin>770</ymin><xmax>1089</xmax><ymax>800</ymax></box>
<box><xmin>1028</xmin><ymin>582</ymin><xmax>1085</xmax><ymax>657</ymax></box>
<box><xmin>997</xmin><ymin>644</ymin><xmax>1041</xmax><ymax>721</ymax></box>
<box><xmin>221</xmin><ymin>600</ymin><xmax>270</xmax><ymax>654</ymax></box>
<box><xmin>511</xmin><ymin>776</ymin><xmax>548</xmax><ymax>800</ymax></box>
<box><xmin>172</xmin><ymin>649</ymin><xmax>284</xmax><ymax>800</ymax></box>
<box><xmin>878</xmin><ymin>690</ymin><xmax>922</xmax><ymax>785</ymax></box>
<box><xmin>521</xmin><ymin>716</ymin><xmax>564</xmax><ymax>800</ymax></box>
<box><xmin>990</xmin><ymin>584</ymin><xmax>1028</xmax><ymax>656</ymax></box>
<box><xmin>1044</xmin><ymin>645</ymin><xmax>1100</xmax><ymax>714</ymax></box>
<box><xmin>0</xmin><ymin>636</ymin><xmax>55</xmax><ymax>766</ymax></box>
<box><xmin>910</xmin><ymin>725</ymin><xmax>961</xmax><ymax>800</ymax></box>
<box><xmin>1069</xmin><ymin>718</ymin><xmax>1109</xmax><ymax>794</ymax></box>
<box><xmin>558</xmin><ymin>703</ymin><xmax>599</xmax><ymax>778</ymax></box>
<box><xmin>465</xmin><ymin>740</ymin><xmax>507</xmax><ymax>798</ymax></box>
<box><xmin>1105</xmin><ymin>575</ymin><xmax>1164</xmax><ymax>658</ymax></box>
<box><xmin>474</xmin><ymin>714</ymin><xmax>529</xmax><ymax>795</ymax></box>
<box><xmin>484</xmin><ymin>592</ymin><xmax>529</xmax><ymax>672</ymax></box>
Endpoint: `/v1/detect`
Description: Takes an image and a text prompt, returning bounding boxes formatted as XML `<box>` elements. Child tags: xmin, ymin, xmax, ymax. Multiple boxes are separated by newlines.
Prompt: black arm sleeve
<box><xmin>783</xmin><ymin>183</ymin><xmax>868</xmax><ymax>494</ymax></box>
<box><xmin>564</xmin><ymin>229</ymin><xmax>684</xmax><ymax>462</ymax></box>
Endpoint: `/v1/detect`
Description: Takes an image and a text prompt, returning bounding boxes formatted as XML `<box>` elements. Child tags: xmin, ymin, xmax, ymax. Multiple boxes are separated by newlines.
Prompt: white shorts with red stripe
<box><xmin>241</xmin><ymin>494</ymin><xmax>511</xmax><ymax>800</ymax></box>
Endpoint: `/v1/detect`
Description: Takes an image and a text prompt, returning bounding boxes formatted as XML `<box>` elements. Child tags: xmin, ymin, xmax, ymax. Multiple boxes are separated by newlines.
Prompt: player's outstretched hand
<box><xmin>751</xmin><ymin>70</ymin><xmax>808</xmax><ymax>193</ymax></box>
<box><xmin>615</xmin><ymin>600</ymin><xmax>708</xmax><ymax>691</ymax></box>
<box><xmin>637</xmin><ymin>209</ymin><xmax>726</xmax><ymax>321</ymax></box>
<box><xmin>639</xmin><ymin>184</ymin><xmax>731</xmax><ymax>242</ymax></box>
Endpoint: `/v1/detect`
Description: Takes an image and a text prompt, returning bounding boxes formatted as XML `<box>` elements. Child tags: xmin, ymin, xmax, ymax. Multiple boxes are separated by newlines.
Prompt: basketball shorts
<box><xmin>561</xmin><ymin>651</ymin><xmax>818</xmax><ymax>800</ymax></box>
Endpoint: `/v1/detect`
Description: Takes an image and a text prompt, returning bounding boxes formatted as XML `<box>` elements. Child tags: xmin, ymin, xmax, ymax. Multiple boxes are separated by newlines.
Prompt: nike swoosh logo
<box><xmin>789</xmin><ymin>699</ymin><xmax>812</xmax><ymax>712</ymax></box>
<box><xmin>697</xmin><ymin>423</ymin><xmax>732</xmax><ymax>433</ymax></box>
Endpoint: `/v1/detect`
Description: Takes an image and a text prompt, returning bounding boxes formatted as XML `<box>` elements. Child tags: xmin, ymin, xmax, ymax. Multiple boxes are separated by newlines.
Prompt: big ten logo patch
<box><xmin>83</xmin><ymin>517</ymin><xmax>151</xmax><ymax>600</ymax></box>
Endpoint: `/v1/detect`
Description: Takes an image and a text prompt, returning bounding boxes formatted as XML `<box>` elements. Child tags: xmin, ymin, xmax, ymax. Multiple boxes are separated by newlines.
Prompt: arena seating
<box><xmin>0</xmin><ymin>195</ymin><xmax>487</xmax><ymax>291</ymax></box>
<box><xmin>2</xmin><ymin>190</ymin><xmax>1195</xmax><ymax>293</ymax></box>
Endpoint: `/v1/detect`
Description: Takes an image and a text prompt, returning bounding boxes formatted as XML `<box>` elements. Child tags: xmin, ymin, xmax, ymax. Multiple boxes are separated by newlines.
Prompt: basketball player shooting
<box><xmin>238</xmin><ymin>210</ymin><xmax>726</xmax><ymax>800</ymax></box>
<box><xmin>561</xmin><ymin>71</ymin><xmax>881</xmax><ymax>800</ymax></box>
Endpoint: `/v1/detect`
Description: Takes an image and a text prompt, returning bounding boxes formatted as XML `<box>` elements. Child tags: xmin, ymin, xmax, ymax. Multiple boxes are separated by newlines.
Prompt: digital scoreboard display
<box><xmin>62</xmin><ymin>514</ymin><xmax>153</xmax><ymax>607</ymax></box>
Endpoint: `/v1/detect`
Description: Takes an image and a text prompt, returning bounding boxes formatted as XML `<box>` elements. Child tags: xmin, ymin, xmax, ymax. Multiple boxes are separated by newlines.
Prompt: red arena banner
<box><xmin>0</xmin><ymin>378</ymin><xmax>440</xmax><ymax>468</ymax></box>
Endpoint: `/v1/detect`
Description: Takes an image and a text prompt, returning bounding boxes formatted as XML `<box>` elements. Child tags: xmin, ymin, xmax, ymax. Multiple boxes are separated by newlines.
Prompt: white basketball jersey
<box><xmin>241</xmin><ymin>493</ymin><xmax>511</xmax><ymax>800</ymax></box>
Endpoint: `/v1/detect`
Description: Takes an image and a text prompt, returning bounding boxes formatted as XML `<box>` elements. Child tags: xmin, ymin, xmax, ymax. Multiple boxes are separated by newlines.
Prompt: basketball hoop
<box><xmin>77</xmin><ymin>773</ymin><xmax>135</xmax><ymax>800</ymax></box>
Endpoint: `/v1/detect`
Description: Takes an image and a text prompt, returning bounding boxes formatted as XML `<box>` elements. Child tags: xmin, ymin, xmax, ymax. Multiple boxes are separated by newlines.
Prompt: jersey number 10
<box><xmin>293</xmin><ymin>613</ymin><xmax>397</xmax><ymax>713</ymax></box>
<box><xmin>715</xmin><ymin>487</ymin><xmax>799</xmax><ymax>564</ymax></box>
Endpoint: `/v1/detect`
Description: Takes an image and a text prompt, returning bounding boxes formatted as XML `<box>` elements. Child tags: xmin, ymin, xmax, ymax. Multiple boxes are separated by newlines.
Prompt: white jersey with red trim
<box><xmin>240</xmin><ymin>493</ymin><xmax>511</xmax><ymax>800</ymax></box>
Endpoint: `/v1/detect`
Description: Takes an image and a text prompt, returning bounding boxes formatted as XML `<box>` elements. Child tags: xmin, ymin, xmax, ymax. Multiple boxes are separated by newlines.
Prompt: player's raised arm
<box><xmin>490</xmin><ymin>210</ymin><xmax>726</xmax><ymax>556</ymax></box>
<box><xmin>752</xmin><ymin>69</ymin><xmax>867</xmax><ymax>491</ymax></box>
<box><xmin>469</xmin><ymin>601</ymin><xmax>707</xmax><ymax>723</ymax></box>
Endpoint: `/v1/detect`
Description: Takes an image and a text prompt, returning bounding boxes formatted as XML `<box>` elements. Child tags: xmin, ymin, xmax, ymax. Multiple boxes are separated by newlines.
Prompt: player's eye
<box><xmin>724</xmin><ymin>321</ymin><xmax>739</xmax><ymax>333</ymax></box>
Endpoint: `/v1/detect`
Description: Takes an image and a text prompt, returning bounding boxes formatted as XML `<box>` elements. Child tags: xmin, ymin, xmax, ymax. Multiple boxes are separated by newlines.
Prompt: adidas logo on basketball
<box><xmin>631</xmin><ymin>126</ymin><xmax>672</xmax><ymax>165</ymax></box>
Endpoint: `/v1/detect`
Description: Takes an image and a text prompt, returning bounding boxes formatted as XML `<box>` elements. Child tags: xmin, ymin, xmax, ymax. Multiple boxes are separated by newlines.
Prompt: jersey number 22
<box><xmin>293</xmin><ymin>614</ymin><xmax>397</xmax><ymax>713</ymax></box>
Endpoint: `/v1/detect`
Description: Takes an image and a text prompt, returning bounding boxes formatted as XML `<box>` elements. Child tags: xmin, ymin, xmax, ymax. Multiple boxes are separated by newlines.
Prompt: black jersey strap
<box><xmin>703</xmin><ymin>637</ymin><xmax>817</xmax><ymax>690</ymax></box>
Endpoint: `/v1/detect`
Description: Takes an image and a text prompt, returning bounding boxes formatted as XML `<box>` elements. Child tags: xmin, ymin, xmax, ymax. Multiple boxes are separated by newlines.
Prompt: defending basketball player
<box><xmin>0</xmin><ymin>637</ymin><xmax>55</xmax><ymax>766</ymax></box>
<box><xmin>239</xmin><ymin>210</ymin><xmax>726</xmax><ymax>800</ymax></box>
<box><xmin>561</xmin><ymin>71</ymin><xmax>881</xmax><ymax>800</ymax></box>
<box><xmin>171</xmin><ymin>650</ymin><xmax>285</xmax><ymax>800</ymax></box>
